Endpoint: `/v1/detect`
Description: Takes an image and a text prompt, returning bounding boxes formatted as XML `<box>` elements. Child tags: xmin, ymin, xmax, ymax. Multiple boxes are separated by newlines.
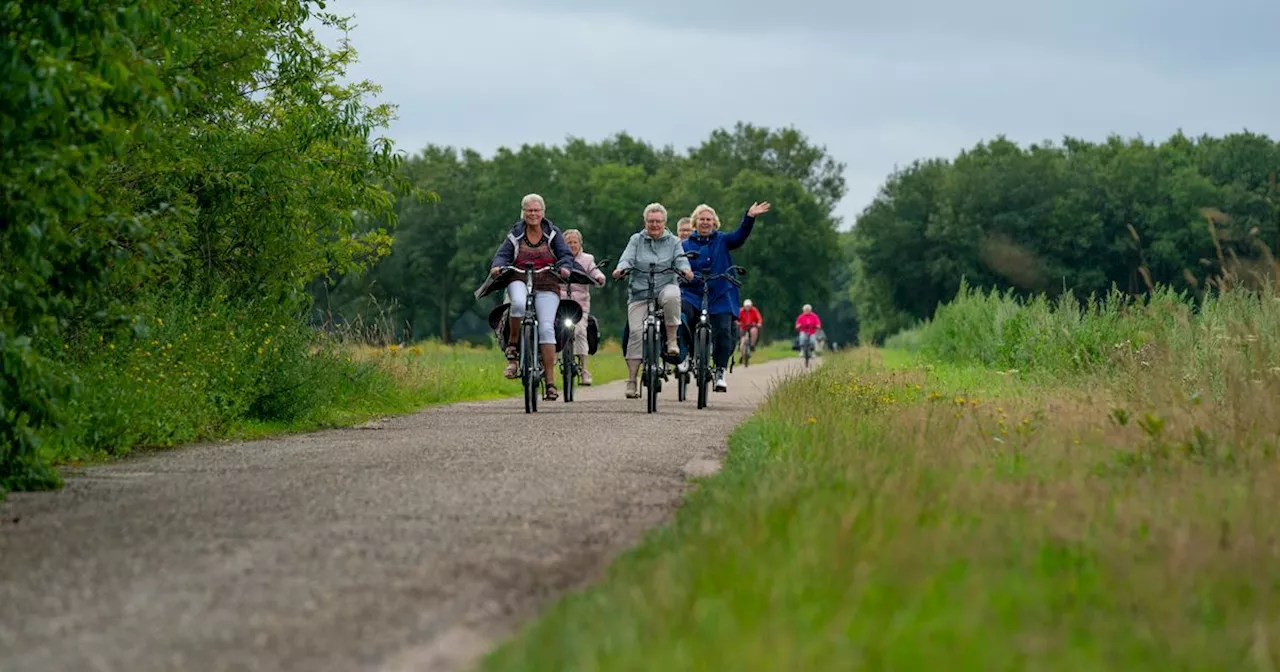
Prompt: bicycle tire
<box><xmin>522</xmin><ymin>321</ymin><xmax>536</xmax><ymax>413</ymax></box>
<box><xmin>695</xmin><ymin>327</ymin><xmax>710</xmax><ymax>409</ymax></box>
<box><xmin>645</xmin><ymin>323</ymin><xmax>659</xmax><ymax>413</ymax></box>
<box><xmin>561</xmin><ymin>343</ymin><xmax>574</xmax><ymax>402</ymax></box>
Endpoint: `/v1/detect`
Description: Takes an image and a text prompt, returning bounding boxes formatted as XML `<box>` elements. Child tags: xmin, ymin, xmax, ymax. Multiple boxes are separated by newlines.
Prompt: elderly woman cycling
<box><xmin>680</xmin><ymin>200</ymin><xmax>770</xmax><ymax>392</ymax></box>
<box><xmin>612</xmin><ymin>202</ymin><xmax>692</xmax><ymax>399</ymax></box>
<box><xmin>559</xmin><ymin>228</ymin><xmax>607</xmax><ymax>385</ymax></box>
<box><xmin>486</xmin><ymin>193</ymin><xmax>575</xmax><ymax>400</ymax></box>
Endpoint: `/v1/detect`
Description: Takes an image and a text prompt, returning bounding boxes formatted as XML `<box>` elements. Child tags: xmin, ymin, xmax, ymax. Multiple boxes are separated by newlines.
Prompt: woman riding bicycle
<box><xmin>679</xmin><ymin>200</ymin><xmax>770</xmax><ymax>392</ymax></box>
<box><xmin>795</xmin><ymin>304</ymin><xmax>823</xmax><ymax>354</ymax></box>
<box><xmin>559</xmin><ymin>228</ymin><xmax>607</xmax><ymax>385</ymax></box>
<box><xmin>612</xmin><ymin>203</ymin><xmax>693</xmax><ymax>399</ymax></box>
<box><xmin>487</xmin><ymin>193</ymin><xmax>575</xmax><ymax>400</ymax></box>
<box><xmin>738</xmin><ymin>299</ymin><xmax>763</xmax><ymax>354</ymax></box>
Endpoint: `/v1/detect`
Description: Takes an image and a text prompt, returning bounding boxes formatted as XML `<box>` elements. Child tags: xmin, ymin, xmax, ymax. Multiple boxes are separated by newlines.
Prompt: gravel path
<box><xmin>0</xmin><ymin>356</ymin><xmax>810</xmax><ymax>672</ymax></box>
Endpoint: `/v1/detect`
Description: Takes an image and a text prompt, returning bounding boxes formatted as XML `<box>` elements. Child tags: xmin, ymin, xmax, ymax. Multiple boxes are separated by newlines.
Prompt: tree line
<box><xmin>317</xmin><ymin>125</ymin><xmax>856</xmax><ymax>347</ymax></box>
<box><xmin>848</xmin><ymin>131</ymin><xmax>1280</xmax><ymax>342</ymax></box>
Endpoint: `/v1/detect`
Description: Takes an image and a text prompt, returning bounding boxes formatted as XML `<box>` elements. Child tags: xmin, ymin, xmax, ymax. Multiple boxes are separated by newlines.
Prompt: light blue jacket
<box><xmin>616</xmin><ymin>229</ymin><xmax>691</xmax><ymax>303</ymax></box>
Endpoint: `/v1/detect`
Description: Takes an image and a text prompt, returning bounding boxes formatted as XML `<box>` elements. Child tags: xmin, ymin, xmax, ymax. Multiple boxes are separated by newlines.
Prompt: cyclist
<box><xmin>560</xmin><ymin>228</ymin><xmax>607</xmax><ymax>385</ymax></box>
<box><xmin>676</xmin><ymin>216</ymin><xmax>693</xmax><ymax>241</ymax></box>
<box><xmin>612</xmin><ymin>202</ymin><xmax>693</xmax><ymax>399</ymax></box>
<box><xmin>794</xmin><ymin>304</ymin><xmax>823</xmax><ymax>355</ymax></box>
<box><xmin>680</xmin><ymin>200</ymin><xmax>770</xmax><ymax>392</ymax></box>
<box><xmin>488</xmin><ymin>193</ymin><xmax>574</xmax><ymax>400</ymax></box>
<box><xmin>737</xmin><ymin>299</ymin><xmax>762</xmax><ymax>355</ymax></box>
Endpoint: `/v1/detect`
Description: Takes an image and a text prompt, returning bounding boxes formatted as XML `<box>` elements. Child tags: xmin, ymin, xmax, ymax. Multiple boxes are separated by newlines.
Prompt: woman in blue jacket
<box><xmin>680</xmin><ymin>200</ymin><xmax>770</xmax><ymax>392</ymax></box>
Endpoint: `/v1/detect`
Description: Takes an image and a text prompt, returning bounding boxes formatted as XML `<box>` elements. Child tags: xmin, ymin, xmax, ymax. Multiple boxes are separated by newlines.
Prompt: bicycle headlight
<box><xmin>563</xmin><ymin>318</ymin><xmax>573</xmax><ymax>327</ymax></box>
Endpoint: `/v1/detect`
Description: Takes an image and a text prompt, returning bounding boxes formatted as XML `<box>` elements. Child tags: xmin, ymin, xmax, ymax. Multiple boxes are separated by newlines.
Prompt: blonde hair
<box><xmin>690</xmin><ymin>203</ymin><xmax>721</xmax><ymax>230</ymax></box>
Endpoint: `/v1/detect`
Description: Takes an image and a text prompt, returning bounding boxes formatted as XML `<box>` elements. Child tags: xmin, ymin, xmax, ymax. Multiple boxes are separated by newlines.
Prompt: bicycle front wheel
<box><xmin>644</xmin><ymin>323</ymin><xmax>659</xmax><ymax>413</ymax></box>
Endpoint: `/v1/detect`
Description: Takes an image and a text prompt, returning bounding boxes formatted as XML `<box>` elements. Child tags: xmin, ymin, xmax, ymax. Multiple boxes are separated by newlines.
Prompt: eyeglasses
<box><xmin>645</xmin><ymin>218</ymin><xmax>665</xmax><ymax>224</ymax></box>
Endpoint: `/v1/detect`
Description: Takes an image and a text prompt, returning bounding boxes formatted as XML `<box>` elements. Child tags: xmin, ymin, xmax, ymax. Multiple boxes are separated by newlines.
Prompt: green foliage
<box><xmin>0</xmin><ymin>1</ymin><xmax>407</xmax><ymax>492</ymax></box>
<box><xmin>851</xmin><ymin>132</ymin><xmax>1280</xmax><ymax>343</ymax></box>
<box><xmin>325</xmin><ymin>124</ymin><xmax>850</xmax><ymax>346</ymax></box>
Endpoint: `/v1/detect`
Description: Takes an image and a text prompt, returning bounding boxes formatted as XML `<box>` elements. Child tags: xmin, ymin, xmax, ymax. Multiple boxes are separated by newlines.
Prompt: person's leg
<box><xmin>711</xmin><ymin>313</ymin><xmax>734</xmax><ymax>390</ymax></box>
<box><xmin>750</xmin><ymin>325</ymin><xmax>760</xmax><ymax>347</ymax></box>
<box><xmin>502</xmin><ymin>281</ymin><xmax>528</xmax><ymax>378</ymax></box>
<box><xmin>534</xmin><ymin>290</ymin><xmax>560</xmax><ymax>398</ymax></box>
<box><xmin>573</xmin><ymin>318</ymin><xmax>591</xmax><ymax>384</ymax></box>
<box><xmin>659</xmin><ymin>284</ymin><xmax>682</xmax><ymax>355</ymax></box>
<box><xmin>625</xmin><ymin>300</ymin><xmax>646</xmax><ymax>397</ymax></box>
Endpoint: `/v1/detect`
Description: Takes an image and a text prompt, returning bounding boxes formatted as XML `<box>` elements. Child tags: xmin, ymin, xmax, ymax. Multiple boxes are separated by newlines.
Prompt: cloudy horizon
<box><xmin>315</xmin><ymin>0</ymin><xmax>1280</xmax><ymax>228</ymax></box>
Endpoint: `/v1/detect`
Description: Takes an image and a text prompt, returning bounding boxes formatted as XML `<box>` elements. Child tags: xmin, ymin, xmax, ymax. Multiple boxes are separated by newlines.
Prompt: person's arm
<box><xmin>675</xmin><ymin>243</ymin><xmax>693</xmax><ymax>279</ymax></box>
<box><xmin>550</xmin><ymin>226</ymin><xmax>575</xmax><ymax>274</ymax></box>
<box><xmin>613</xmin><ymin>236</ymin><xmax>638</xmax><ymax>277</ymax></box>
<box><xmin>725</xmin><ymin>201</ymin><xmax>770</xmax><ymax>250</ymax></box>
<box><xmin>724</xmin><ymin>212</ymin><xmax>756</xmax><ymax>250</ymax></box>
<box><xmin>584</xmin><ymin>253</ymin><xmax>606</xmax><ymax>286</ymax></box>
<box><xmin>490</xmin><ymin>235</ymin><xmax>515</xmax><ymax>273</ymax></box>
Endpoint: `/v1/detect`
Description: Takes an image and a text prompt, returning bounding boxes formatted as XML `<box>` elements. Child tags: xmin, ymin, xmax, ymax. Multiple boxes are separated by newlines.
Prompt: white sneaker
<box><xmin>714</xmin><ymin>369</ymin><xmax>727</xmax><ymax>392</ymax></box>
<box><xmin>677</xmin><ymin>359</ymin><xmax>690</xmax><ymax>373</ymax></box>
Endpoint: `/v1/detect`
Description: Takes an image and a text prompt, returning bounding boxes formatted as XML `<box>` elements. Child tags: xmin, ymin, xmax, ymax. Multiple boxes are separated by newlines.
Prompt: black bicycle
<box><xmin>618</xmin><ymin>255</ymin><xmax>689</xmax><ymax>413</ymax></box>
<box><xmin>681</xmin><ymin>253</ymin><xmax>746</xmax><ymax>409</ymax></box>
<box><xmin>556</xmin><ymin>258</ymin><xmax>608</xmax><ymax>403</ymax></box>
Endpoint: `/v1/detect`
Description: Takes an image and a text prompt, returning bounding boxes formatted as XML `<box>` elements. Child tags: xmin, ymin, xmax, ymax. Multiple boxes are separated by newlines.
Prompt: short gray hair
<box><xmin>563</xmin><ymin>228</ymin><xmax>583</xmax><ymax>243</ymax></box>
<box><xmin>643</xmin><ymin>202</ymin><xmax>667</xmax><ymax>220</ymax></box>
<box><xmin>521</xmin><ymin>193</ymin><xmax>545</xmax><ymax>211</ymax></box>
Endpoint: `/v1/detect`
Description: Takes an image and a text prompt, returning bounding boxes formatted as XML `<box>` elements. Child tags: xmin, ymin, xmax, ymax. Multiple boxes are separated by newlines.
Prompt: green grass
<box><xmin>480</xmin><ymin>283</ymin><xmax>1280</xmax><ymax>670</ymax></box>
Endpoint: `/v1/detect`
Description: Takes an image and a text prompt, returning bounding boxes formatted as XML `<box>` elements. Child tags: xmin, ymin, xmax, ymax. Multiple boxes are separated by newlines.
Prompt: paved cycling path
<box><xmin>0</xmin><ymin>356</ymin><xmax>814</xmax><ymax>672</ymax></box>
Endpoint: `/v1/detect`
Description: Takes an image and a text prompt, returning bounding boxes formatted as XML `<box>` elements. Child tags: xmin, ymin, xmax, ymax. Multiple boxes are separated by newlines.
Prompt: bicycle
<box><xmin>491</xmin><ymin>263</ymin><xmax>582</xmax><ymax>413</ymax></box>
<box><xmin>680</xmin><ymin>253</ymin><xmax>746</xmax><ymax>409</ymax></box>
<box><xmin>799</xmin><ymin>331</ymin><xmax>815</xmax><ymax>368</ymax></box>
<box><xmin>556</xmin><ymin>258</ymin><xmax>609</xmax><ymax>403</ymax></box>
<box><xmin>617</xmin><ymin>255</ymin><xmax>689</xmax><ymax>414</ymax></box>
<box><xmin>738</xmin><ymin>324</ymin><xmax>758</xmax><ymax>368</ymax></box>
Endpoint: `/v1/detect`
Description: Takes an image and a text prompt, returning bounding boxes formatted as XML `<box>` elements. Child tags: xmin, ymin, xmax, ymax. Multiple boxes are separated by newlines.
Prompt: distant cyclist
<box><xmin>794</xmin><ymin>304</ymin><xmax>822</xmax><ymax>355</ymax></box>
<box><xmin>737</xmin><ymin>299</ymin><xmax>762</xmax><ymax>355</ymax></box>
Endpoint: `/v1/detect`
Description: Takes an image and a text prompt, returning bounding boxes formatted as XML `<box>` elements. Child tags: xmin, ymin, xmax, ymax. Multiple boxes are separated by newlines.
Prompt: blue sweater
<box><xmin>680</xmin><ymin>211</ymin><xmax>756</xmax><ymax>316</ymax></box>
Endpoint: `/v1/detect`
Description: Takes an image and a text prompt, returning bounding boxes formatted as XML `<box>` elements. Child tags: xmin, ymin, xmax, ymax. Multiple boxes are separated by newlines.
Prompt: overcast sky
<box><xmin>315</xmin><ymin>0</ymin><xmax>1279</xmax><ymax>228</ymax></box>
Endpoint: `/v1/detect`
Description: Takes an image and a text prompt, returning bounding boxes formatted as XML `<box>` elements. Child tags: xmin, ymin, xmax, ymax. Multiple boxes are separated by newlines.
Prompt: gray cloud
<box><xmin>318</xmin><ymin>0</ymin><xmax>1280</xmax><ymax>227</ymax></box>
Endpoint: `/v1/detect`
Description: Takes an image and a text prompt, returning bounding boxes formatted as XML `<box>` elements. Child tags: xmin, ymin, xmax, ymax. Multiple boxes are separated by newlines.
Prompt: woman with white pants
<box><xmin>487</xmin><ymin>193</ymin><xmax>575</xmax><ymax>400</ymax></box>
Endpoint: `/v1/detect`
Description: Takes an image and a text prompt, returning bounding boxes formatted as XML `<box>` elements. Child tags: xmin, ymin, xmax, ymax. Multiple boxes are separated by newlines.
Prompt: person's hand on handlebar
<box><xmin>559</xmin><ymin>266</ymin><xmax>570</xmax><ymax>279</ymax></box>
<box><xmin>490</xmin><ymin>266</ymin><xmax>502</xmax><ymax>277</ymax></box>
<box><xmin>612</xmin><ymin>267</ymin><xmax>627</xmax><ymax>280</ymax></box>
<box><xmin>681</xmin><ymin>269</ymin><xmax>693</xmax><ymax>281</ymax></box>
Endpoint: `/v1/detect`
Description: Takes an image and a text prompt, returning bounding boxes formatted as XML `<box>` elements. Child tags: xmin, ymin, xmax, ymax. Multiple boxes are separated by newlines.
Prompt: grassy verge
<box><xmin>44</xmin><ymin>327</ymin><xmax>796</xmax><ymax>469</ymax></box>
<box><xmin>481</xmin><ymin>286</ymin><xmax>1280</xmax><ymax>670</ymax></box>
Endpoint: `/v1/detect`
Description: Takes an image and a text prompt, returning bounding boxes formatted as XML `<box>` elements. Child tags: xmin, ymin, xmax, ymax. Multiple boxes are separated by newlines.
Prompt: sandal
<box><xmin>543</xmin><ymin>384</ymin><xmax>558</xmax><ymax>401</ymax></box>
<box><xmin>503</xmin><ymin>347</ymin><xmax>519</xmax><ymax>379</ymax></box>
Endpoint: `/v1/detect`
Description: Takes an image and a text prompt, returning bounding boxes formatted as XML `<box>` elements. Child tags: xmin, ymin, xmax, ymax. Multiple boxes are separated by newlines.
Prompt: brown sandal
<box><xmin>543</xmin><ymin>384</ymin><xmax>558</xmax><ymax>401</ymax></box>
<box><xmin>503</xmin><ymin>347</ymin><xmax>519</xmax><ymax>379</ymax></box>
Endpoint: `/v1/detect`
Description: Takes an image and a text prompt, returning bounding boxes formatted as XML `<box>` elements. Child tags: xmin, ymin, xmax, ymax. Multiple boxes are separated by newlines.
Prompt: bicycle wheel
<box><xmin>677</xmin><ymin>368</ymin><xmax>688</xmax><ymax>402</ymax></box>
<box><xmin>804</xmin><ymin>341</ymin><xmax>812</xmax><ymax>368</ymax></box>
<box><xmin>522</xmin><ymin>321</ymin><xmax>536</xmax><ymax>413</ymax></box>
<box><xmin>695</xmin><ymin>328</ymin><xmax>711</xmax><ymax>409</ymax></box>
<box><xmin>644</xmin><ymin>323</ymin><xmax>659</xmax><ymax>413</ymax></box>
<box><xmin>561</xmin><ymin>343</ymin><xmax>574</xmax><ymax>402</ymax></box>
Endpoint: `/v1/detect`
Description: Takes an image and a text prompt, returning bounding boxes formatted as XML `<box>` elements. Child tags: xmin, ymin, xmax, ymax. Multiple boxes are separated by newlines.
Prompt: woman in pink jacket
<box><xmin>794</xmin><ymin>304</ymin><xmax>823</xmax><ymax>353</ymax></box>
<box><xmin>560</xmin><ymin>229</ymin><xmax>607</xmax><ymax>385</ymax></box>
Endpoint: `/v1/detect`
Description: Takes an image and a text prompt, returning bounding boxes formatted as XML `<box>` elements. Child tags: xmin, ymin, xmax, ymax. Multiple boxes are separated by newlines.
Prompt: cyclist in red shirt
<box><xmin>737</xmin><ymin>299</ymin><xmax>762</xmax><ymax>356</ymax></box>
<box><xmin>794</xmin><ymin>304</ymin><xmax>822</xmax><ymax>353</ymax></box>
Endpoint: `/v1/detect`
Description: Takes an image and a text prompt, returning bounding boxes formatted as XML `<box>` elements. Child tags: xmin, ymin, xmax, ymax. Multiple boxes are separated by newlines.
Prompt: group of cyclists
<box><xmin>482</xmin><ymin>193</ymin><xmax>823</xmax><ymax>402</ymax></box>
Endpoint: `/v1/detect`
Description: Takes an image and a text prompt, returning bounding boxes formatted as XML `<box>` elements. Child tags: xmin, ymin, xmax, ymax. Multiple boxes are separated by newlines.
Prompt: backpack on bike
<box><xmin>487</xmin><ymin>302</ymin><xmax>512</xmax><ymax>349</ymax></box>
<box><xmin>586</xmin><ymin>314</ymin><xmax>600</xmax><ymax>355</ymax></box>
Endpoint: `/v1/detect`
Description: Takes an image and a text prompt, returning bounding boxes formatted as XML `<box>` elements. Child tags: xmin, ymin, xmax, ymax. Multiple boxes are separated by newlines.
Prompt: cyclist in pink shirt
<box><xmin>794</xmin><ymin>304</ymin><xmax>822</xmax><ymax>353</ymax></box>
